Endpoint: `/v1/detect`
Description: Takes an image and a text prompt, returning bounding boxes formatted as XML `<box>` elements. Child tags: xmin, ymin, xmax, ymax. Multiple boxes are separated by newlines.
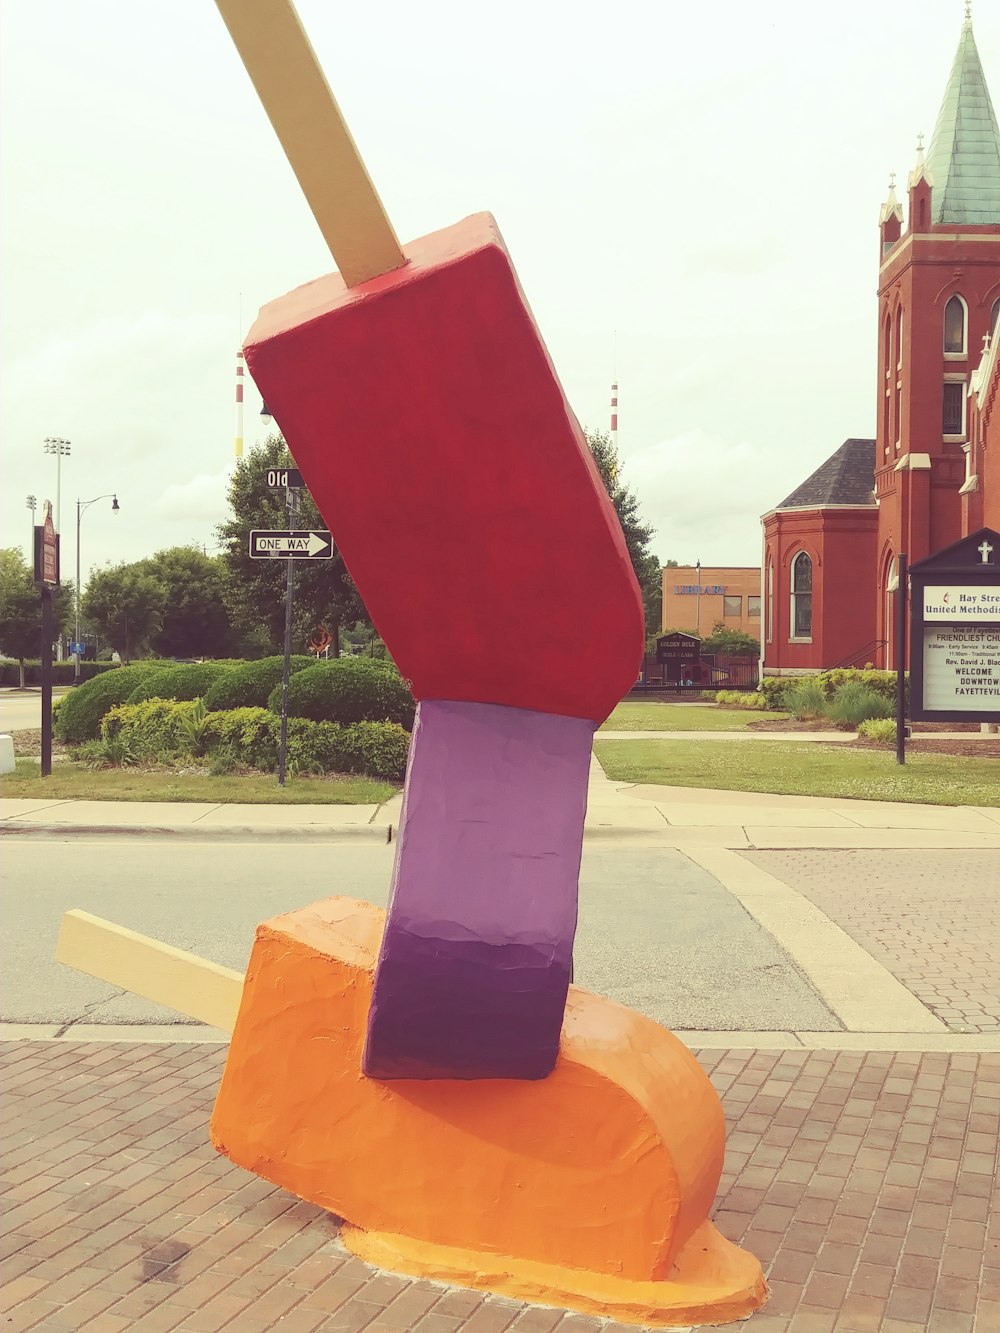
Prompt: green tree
<box><xmin>217</xmin><ymin>436</ymin><xmax>369</xmax><ymax>657</ymax></box>
<box><xmin>584</xmin><ymin>428</ymin><xmax>664</xmax><ymax>638</ymax></box>
<box><xmin>0</xmin><ymin>548</ymin><xmax>74</xmax><ymax>686</ymax></box>
<box><xmin>138</xmin><ymin>546</ymin><xmax>235</xmax><ymax>659</ymax></box>
<box><xmin>82</xmin><ymin>562</ymin><xmax>167</xmax><ymax>662</ymax></box>
<box><xmin>701</xmin><ymin>621</ymin><xmax>761</xmax><ymax>655</ymax></box>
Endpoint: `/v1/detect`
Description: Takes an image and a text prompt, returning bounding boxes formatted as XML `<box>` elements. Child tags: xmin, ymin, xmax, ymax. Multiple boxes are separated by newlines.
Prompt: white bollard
<box><xmin>0</xmin><ymin>734</ymin><xmax>15</xmax><ymax>775</ymax></box>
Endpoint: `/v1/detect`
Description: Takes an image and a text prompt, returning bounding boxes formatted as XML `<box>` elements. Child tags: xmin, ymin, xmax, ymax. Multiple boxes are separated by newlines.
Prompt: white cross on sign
<box><xmin>978</xmin><ymin>539</ymin><xmax>995</xmax><ymax>564</ymax></box>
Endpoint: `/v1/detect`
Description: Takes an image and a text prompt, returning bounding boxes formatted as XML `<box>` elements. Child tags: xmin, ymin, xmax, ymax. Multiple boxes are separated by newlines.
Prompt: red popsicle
<box><xmin>216</xmin><ymin>0</ymin><xmax>644</xmax><ymax>723</ymax></box>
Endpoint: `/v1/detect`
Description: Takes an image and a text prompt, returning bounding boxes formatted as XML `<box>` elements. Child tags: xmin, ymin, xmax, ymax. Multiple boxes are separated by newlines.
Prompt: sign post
<box><xmin>277</xmin><ymin>492</ymin><xmax>299</xmax><ymax>786</ymax></box>
<box><xmin>895</xmin><ymin>553</ymin><xmax>907</xmax><ymax>766</ymax></box>
<box><xmin>33</xmin><ymin>502</ymin><xmax>60</xmax><ymax>778</ymax></box>
<box><xmin>908</xmin><ymin>527</ymin><xmax>1000</xmax><ymax>726</ymax></box>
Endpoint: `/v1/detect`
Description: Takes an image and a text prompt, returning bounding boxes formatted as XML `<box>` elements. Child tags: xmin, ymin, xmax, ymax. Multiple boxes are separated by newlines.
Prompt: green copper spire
<box><xmin>924</xmin><ymin>13</ymin><xmax>1000</xmax><ymax>224</ymax></box>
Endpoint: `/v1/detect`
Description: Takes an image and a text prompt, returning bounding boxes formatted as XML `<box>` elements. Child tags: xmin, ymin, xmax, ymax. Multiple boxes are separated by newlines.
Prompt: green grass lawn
<box><xmin>594</xmin><ymin>738</ymin><xmax>999</xmax><ymax>807</ymax></box>
<box><xmin>600</xmin><ymin>702</ymin><xmax>789</xmax><ymax>731</ymax></box>
<box><xmin>0</xmin><ymin>760</ymin><xmax>397</xmax><ymax>806</ymax></box>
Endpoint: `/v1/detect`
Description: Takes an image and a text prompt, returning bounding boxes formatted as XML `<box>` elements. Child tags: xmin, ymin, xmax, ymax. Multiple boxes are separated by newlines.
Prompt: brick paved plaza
<box><xmin>742</xmin><ymin>852</ymin><xmax>1000</xmax><ymax>1034</ymax></box>
<box><xmin>3</xmin><ymin>1040</ymin><xmax>999</xmax><ymax>1333</ymax></box>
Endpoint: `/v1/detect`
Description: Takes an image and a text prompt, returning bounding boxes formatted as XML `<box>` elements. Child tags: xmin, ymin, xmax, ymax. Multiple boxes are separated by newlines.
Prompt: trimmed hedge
<box><xmin>0</xmin><ymin>660</ymin><xmax>121</xmax><ymax>687</ymax></box>
<box><xmin>55</xmin><ymin>663</ymin><xmax>164</xmax><ymax>742</ymax></box>
<box><xmin>271</xmin><ymin>658</ymin><xmax>415</xmax><ymax>729</ymax></box>
<box><xmin>200</xmin><ymin>706</ymin><xmax>410</xmax><ymax>779</ymax></box>
<box><xmin>203</xmin><ymin>655</ymin><xmax>315</xmax><ymax>711</ymax></box>
<box><xmin>326</xmin><ymin>720</ymin><xmax>411</xmax><ymax>780</ymax></box>
<box><xmin>126</xmin><ymin>662</ymin><xmax>234</xmax><ymax>705</ymax></box>
<box><xmin>101</xmin><ymin>698</ymin><xmax>202</xmax><ymax>758</ymax></box>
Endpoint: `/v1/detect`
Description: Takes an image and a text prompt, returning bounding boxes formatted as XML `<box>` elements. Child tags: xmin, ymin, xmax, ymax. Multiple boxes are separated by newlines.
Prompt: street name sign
<box><xmin>249</xmin><ymin>529</ymin><xmax>333</xmax><ymax>559</ymax></box>
<box><xmin>266</xmin><ymin>467</ymin><xmax>305</xmax><ymax>490</ymax></box>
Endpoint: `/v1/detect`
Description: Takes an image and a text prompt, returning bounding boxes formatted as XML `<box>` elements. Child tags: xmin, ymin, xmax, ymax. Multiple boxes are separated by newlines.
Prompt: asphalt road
<box><xmin>0</xmin><ymin>690</ymin><xmax>49</xmax><ymax>733</ymax></box>
<box><xmin>1</xmin><ymin>835</ymin><xmax>839</xmax><ymax>1032</ymax></box>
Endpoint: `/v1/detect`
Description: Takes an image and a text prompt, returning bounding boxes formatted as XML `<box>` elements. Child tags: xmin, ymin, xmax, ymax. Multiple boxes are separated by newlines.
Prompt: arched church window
<box><xmin>790</xmin><ymin>552</ymin><xmax>812</xmax><ymax>640</ymax></box>
<box><xmin>944</xmin><ymin>295</ymin><xmax>967</xmax><ymax>356</ymax></box>
<box><xmin>766</xmin><ymin>560</ymin><xmax>774</xmax><ymax>643</ymax></box>
<box><xmin>894</xmin><ymin>308</ymin><xmax>903</xmax><ymax>446</ymax></box>
<box><xmin>992</xmin><ymin>298</ymin><xmax>999</xmax><ymax>336</ymax></box>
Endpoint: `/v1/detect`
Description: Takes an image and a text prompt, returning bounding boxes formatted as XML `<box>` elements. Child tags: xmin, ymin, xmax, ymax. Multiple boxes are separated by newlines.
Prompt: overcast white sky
<box><xmin>2</xmin><ymin>1</ymin><xmax>997</xmax><ymax>585</ymax></box>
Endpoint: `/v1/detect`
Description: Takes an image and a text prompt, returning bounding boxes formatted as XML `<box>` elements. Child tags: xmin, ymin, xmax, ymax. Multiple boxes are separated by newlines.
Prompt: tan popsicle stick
<box><xmin>215</xmin><ymin>0</ymin><xmax>406</xmax><ymax>288</ymax></box>
<box><xmin>56</xmin><ymin>909</ymin><xmax>243</xmax><ymax>1033</ymax></box>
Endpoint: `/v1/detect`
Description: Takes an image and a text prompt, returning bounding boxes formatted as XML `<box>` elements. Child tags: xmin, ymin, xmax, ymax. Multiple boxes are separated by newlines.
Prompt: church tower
<box><xmin>874</xmin><ymin>7</ymin><xmax>1000</xmax><ymax>662</ymax></box>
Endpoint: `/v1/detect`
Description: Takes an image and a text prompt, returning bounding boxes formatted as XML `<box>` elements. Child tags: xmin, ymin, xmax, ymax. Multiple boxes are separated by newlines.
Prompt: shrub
<box><xmin>714</xmin><ymin>690</ymin><xmax>768</xmax><ymax>710</ymax></box>
<box><xmin>101</xmin><ymin>698</ymin><xmax>202</xmax><ymax>759</ymax></box>
<box><xmin>203</xmin><ymin>707</ymin><xmax>278</xmax><ymax>770</ymax></box>
<box><xmin>859</xmin><ymin>718</ymin><xmax>897</xmax><ymax>745</ymax></box>
<box><xmin>827</xmin><ymin>682</ymin><xmax>895</xmax><ymax>730</ymax></box>
<box><xmin>55</xmin><ymin>663</ymin><xmax>163</xmax><ymax>743</ymax></box>
<box><xmin>700</xmin><ymin>690</ymin><xmax>718</xmax><ymax>701</ymax></box>
<box><xmin>818</xmin><ymin>668</ymin><xmax>908</xmax><ymax>709</ymax></box>
<box><xmin>272</xmin><ymin>658</ymin><xmax>415</xmax><ymax>729</ymax></box>
<box><xmin>199</xmin><ymin>707</ymin><xmax>409</xmax><ymax>779</ymax></box>
<box><xmin>326</xmin><ymin>721</ymin><xmax>411</xmax><ymax>781</ymax></box>
<box><xmin>203</xmin><ymin>655</ymin><xmax>314</xmax><ymax>711</ymax></box>
<box><xmin>127</xmin><ymin>662</ymin><xmax>234</xmax><ymax>705</ymax></box>
<box><xmin>758</xmin><ymin>676</ymin><xmax>817</xmax><ymax>709</ymax></box>
<box><xmin>783</xmin><ymin>680</ymin><xmax>827</xmax><ymax>721</ymax></box>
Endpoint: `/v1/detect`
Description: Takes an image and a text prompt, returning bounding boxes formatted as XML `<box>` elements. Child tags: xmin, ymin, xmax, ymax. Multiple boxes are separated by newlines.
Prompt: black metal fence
<box><xmin>630</xmin><ymin>652</ymin><xmax>759</xmax><ymax>696</ymax></box>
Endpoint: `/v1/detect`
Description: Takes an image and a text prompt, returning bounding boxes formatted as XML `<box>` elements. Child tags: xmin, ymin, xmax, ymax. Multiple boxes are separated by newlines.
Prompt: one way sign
<box><xmin>249</xmin><ymin>529</ymin><xmax>333</xmax><ymax>559</ymax></box>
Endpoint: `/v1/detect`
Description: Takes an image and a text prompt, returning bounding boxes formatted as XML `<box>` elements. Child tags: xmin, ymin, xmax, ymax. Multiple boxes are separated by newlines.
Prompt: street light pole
<box><xmin>75</xmin><ymin>493</ymin><xmax>120</xmax><ymax>683</ymax></box>
<box><xmin>26</xmin><ymin>495</ymin><xmax>37</xmax><ymax>555</ymax></box>
<box><xmin>695</xmin><ymin>558</ymin><xmax>702</xmax><ymax>637</ymax></box>
<box><xmin>43</xmin><ymin>438</ymin><xmax>71</xmax><ymax>534</ymax></box>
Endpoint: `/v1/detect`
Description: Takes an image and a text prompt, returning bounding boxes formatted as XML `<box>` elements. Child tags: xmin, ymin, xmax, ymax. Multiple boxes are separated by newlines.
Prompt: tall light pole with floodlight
<box><xmin>75</xmin><ymin>493</ymin><xmax>120</xmax><ymax>682</ymax></box>
<box><xmin>43</xmin><ymin>438</ymin><xmax>71</xmax><ymax>533</ymax></box>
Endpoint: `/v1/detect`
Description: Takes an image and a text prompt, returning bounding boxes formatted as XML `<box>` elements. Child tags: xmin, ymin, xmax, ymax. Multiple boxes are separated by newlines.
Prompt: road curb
<box><xmin>0</xmin><ymin>821</ymin><xmax>394</xmax><ymax>842</ymax></box>
<box><xmin>3</xmin><ymin>1022</ymin><xmax>998</xmax><ymax>1051</ymax></box>
<box><xmin>0</xmin><ymin>821</ymin><xmax>676</xmax><ymax>843</ymax></box>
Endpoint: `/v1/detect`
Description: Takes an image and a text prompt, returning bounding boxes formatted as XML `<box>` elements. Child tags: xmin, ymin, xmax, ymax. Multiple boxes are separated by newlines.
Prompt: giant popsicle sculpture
<box><xmin>57</xmin><ymin>0</ymin><xmax>767</xmax><ymax>1323</ymax></box>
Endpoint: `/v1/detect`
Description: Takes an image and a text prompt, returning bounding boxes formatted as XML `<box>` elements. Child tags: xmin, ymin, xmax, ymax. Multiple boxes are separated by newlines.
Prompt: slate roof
<box><xmin>775</xmin><ymin>438</ymin><xmax>876</xmax><ymax>511</ymax></box>
<box><xmin>925</xmin><ymin>20</ymin><xmax>1000</xmax><ymax>224</ymax></box>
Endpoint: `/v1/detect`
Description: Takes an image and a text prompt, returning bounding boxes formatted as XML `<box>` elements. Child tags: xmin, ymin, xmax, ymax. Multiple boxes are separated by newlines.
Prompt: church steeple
<box><xmin>879</xmin><ymin>171</ymin><xmax>904</xmax><ymax>251</ymax></box>
<box><xmin>924</xmin><ymin>8</ymin><xmax>1000</xmax><ymax>224</ymax></box>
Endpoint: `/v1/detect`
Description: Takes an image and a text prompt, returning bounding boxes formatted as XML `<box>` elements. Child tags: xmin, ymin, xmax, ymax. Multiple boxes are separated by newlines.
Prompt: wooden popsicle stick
<box><xmin>215</xmin><ymin>0</ymin><xmax>406</xmax><ymax>288</ymax></box>
<box><xmin>56</xmin><ymin>909</ymin><xmax>243</xmax><ymax>1033</ymax></box>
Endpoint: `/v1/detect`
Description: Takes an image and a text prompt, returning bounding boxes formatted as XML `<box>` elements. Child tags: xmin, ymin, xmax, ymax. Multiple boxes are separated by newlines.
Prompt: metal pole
<box><xmin>40</xmin><ymin>587</ymin><xmax>53</xmax><ymax>777</ymax></box>
<box><xmin>277</xmin><ymin>487</ymin><xmax>297</xmax><ymax>786</ymax></box>
<box><xmin>75</xmin><ymin>500</ymin><xmax>82</xmax><ymax>684</ymax></box>
<box><xmin>695</xmin><ymin>559</ymin><xmax>701</xmax><ymax>636</ymax></box>
<box><xmin>895</xmin><ymin>553</ymin><xmax>907</xmax><ymax>766</ymax></box>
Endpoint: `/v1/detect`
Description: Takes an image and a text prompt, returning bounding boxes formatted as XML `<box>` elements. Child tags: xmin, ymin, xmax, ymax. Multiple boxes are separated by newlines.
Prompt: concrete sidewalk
<box><xmin>3</xmin><ymin>751</ymin><xmax>1000</xmax><ymax>848</ymax></box>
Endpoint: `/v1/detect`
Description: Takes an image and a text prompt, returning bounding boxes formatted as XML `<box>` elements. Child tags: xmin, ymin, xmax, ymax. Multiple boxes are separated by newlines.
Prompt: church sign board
<box><xmin>909</xmin><ymin>528</ymin><xmax>1000</xmax><ymax>723</ymax></box>
<box><xmin>655</xmin><ymin>631</ymin><xmax>701</xmax><ymax>683</ymax></box>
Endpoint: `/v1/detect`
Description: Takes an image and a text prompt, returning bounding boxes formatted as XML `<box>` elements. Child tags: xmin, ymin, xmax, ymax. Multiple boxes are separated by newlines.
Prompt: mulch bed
<box><xmin>8</xmin><ymin>728</ymin><xmax>70</xmax><ymax>757</ymax></box>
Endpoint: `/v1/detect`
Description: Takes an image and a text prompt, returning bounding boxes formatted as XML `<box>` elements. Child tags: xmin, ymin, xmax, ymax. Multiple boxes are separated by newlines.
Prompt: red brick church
<box><xmin>762</xmin><ymin>11</ymin><xmax>1000</xmax><ymax>673</ymax></box>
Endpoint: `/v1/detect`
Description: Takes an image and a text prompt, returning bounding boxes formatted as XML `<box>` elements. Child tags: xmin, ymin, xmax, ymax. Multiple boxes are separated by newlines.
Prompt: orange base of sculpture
<box><xmin>210</xmin><ymin>898</ymin><xmax>767</xmax><ymax>1327</ymax></box>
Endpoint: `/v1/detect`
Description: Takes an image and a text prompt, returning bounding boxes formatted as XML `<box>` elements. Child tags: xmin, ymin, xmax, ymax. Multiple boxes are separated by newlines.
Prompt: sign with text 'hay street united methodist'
<box><xmin>909</xmin><ymin>528</ymin><xmax>1000</xmax><ymax>722</ymax></box>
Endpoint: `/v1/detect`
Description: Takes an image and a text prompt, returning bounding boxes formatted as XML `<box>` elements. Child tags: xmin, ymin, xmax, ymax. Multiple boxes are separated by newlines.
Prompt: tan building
<box><xmin>661</xmin><ymin>566</ymin><xmax>761</xmax><ymax>640</ymax></box>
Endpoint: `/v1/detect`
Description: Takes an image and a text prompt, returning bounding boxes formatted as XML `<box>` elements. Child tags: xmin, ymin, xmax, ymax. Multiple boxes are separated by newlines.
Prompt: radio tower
<box><xmin>610</xmin><ymin>380</ymin><xmax>618</xmax><ymax>459</ymax></box>
<box><xmin>234</xmin><ymin>349</ymin><xmax>245</xmax><ymax>459</ymax></box>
